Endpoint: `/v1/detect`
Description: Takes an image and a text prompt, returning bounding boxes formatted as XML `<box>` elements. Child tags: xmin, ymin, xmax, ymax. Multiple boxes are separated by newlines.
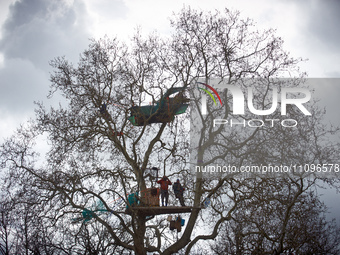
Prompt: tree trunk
<box><xmin>134</xmin><ymin>215</ymin><xmax>147</xmax><ymax>255</ymax></box>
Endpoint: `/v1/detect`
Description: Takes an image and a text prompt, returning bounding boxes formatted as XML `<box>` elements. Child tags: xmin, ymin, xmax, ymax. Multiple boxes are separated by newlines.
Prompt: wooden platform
<box><xmin>127</xmin><ymin>206</ymin><xmax>194</xmax><ymax>216</ymax></box>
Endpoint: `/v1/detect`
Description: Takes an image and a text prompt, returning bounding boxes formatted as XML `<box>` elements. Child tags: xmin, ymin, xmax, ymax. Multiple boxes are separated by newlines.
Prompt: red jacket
<box><xmin>157</xmin><ymin>178</ymin><xmax>172</xmax><ymax>190</ymax></box>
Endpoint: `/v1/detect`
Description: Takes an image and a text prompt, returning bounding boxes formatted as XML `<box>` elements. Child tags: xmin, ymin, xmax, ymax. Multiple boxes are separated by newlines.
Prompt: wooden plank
<box><xmin>128</xmin><ymin>206</ymin><xmax>194</xmax><ymax>216</ymax></box>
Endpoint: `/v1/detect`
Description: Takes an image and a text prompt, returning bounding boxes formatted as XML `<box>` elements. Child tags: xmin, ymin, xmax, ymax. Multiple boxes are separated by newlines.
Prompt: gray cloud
<box><xmin>290</xmin><ymin>0</ymin><xmax>340</xmax><ymax>77</ymax></box>
<box><xmin>305</xmin><ymin>0</ymin><xmax>340</xmax><ymax>51</ymax></box>
<box><xmin>0</xmin><ymin>0</ymin><xmax>91</xmax><ymax>70</ymax></box>
<box><xmin>277</xmin><ymin>0</ymin><xmax>340</xmax><ymax>50</ymax></box>
<box><xmin>0</xmin><ymin>0</ymin><xmax>92</xmax><ymax>119</ymax></box>
<box><xmin>0</xmin><ymin>58</ymin><xmax>48</xmax><ymax>111</ymax></box>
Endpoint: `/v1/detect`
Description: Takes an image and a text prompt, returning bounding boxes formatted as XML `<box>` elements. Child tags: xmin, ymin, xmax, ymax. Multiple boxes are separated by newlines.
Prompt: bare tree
<box><xmin>209</xmin><ymin>177</ymin><xmax>340</xmax><ymax>254</ymax></box>
<box><xmin>0</xmin><ymin>197</ymin><xmax>12</xmax><ymax>255</ymax></box>
<box><xmin>1</xmin><ymin>7</ymin><xmax>339</xmax><ymax>255</ymax></box>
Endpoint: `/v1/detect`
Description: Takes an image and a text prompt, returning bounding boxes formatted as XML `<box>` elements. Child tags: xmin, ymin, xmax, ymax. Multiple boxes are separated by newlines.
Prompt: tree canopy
<box><xmin>1</xmin><ymin>7</ymin><xmax>340</xmax><ymax>255</ymax></box>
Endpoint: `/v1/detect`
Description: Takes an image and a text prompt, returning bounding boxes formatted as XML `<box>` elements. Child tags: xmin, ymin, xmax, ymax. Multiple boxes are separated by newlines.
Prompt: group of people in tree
<box><xmin>157</xmin><ymin>176</ymin><xmax>186</xmax><ymax>207</ymax></box>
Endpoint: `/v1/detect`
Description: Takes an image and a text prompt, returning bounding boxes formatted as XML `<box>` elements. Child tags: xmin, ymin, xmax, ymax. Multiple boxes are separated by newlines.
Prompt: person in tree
<box><xmin>99</xmin><ymin>102</ymin><xmax>110</xmax><ymax>119</ymax></box>
<box><xmin>157</xmin><ymin>176</ymin><xmax>172</xmax><ymax>206</ymax></box>
<box><xmin>173</xmin><ymin>179</ymin><xmax>185</xmax><ymax>206</ymax></box>
<box><xmin>99</xmin><ymin>102</ymin><xmax>107</xmax><ymax>114</ymax></box>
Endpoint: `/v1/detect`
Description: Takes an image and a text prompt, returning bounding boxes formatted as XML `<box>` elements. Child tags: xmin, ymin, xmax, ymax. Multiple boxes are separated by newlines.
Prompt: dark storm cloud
<box><xmin>0</xmin><ymin>0</ymin><xmax>91</xmax><ymax>117</ymax></box>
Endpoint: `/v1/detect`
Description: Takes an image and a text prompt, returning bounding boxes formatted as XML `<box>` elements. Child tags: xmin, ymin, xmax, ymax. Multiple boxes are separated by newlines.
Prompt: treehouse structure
<box><xmin>125</xmin><ymin>167</ymin><xmax>195</xmax><ymax>218</ymax></box>
<box><xmin>127</xmin><ymin>204</ymin><xmax>193</xmax><ymax>217</ymax></box>
<box><xmin>128</xmin><ymin>87</ymin><xmax>189</xmax><ymax>126</ymax></box>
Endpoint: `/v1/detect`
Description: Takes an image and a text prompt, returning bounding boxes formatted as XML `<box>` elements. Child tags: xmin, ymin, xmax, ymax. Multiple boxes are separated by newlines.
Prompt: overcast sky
<box><xmin>1</xmin><ymin>0</ymin><xmax>340</xmax><ymax>137</ymax></box>
<box><xmin>1</xmin><ymin>0</ymin><xmax>340</xmax><ymax>218</ymax></box>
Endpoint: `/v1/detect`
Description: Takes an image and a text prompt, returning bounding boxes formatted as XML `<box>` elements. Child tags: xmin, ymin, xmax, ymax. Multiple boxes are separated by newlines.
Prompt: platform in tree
<box><xmin>127</xmin><ymin>206</ymin><xmax>194</xmax><ymax>216</ymax></box>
